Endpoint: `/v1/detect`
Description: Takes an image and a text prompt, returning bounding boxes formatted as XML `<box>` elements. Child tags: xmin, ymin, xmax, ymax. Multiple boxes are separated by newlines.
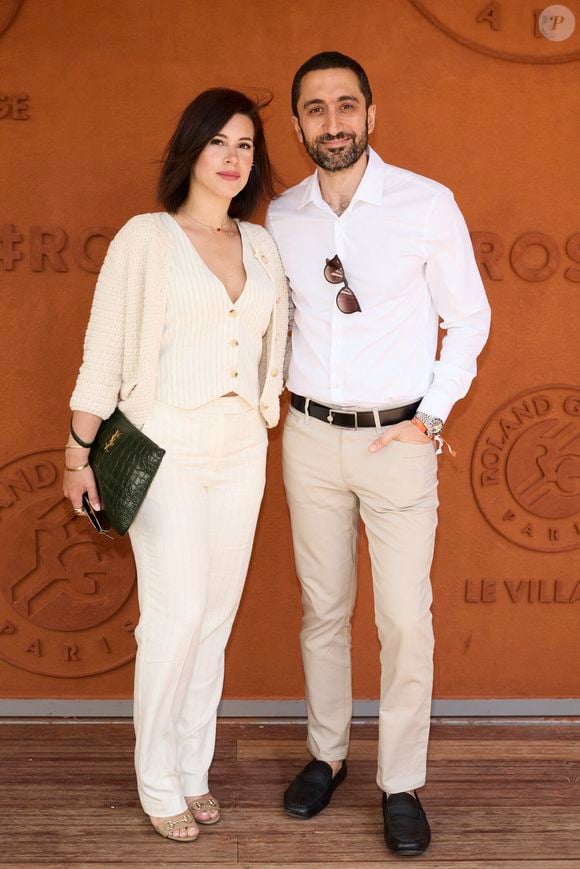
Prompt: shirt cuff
<box><xmin>416</xmin><ymin>387</ymin><xmax>456</xmax><ymax>424</ymax></box>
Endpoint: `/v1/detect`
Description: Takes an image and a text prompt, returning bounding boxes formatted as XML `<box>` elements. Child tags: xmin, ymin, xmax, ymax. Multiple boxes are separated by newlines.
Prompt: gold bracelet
<box><xmin>65</xmin><ymin>463</ymin><xmax>90</xmax><ymax>472</ymax></box>
<box><xmin>65</xmin><ymin>444</ymin><xmax>88</xmax><ymax>449</ymax></box>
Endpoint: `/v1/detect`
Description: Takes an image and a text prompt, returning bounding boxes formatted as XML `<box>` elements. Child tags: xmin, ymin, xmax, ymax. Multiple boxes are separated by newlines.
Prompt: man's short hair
<box><xmin>291</xmin><ymin>51</ymin><xmax>373</xmax><ymax>116</ymax></box>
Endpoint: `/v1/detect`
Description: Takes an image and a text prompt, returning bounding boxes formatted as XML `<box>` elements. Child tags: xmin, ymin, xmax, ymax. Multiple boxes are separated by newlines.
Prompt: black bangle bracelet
<box><xmin>70</xmin><ymin>421</ymin><xmax>95</xmax><ymax>449</ymax></box>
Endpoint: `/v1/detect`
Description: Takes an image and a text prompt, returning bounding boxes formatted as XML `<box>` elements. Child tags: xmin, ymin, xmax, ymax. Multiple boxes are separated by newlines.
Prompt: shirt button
<box><xmin>270</xmin><ymin>369</ymin><xmax>278</xmax><ymax>377</ymax></box>
<box><xmin>230</xmin><ymin>369</ymin><xmax>239</xmax><ymax>378</ymax></box>
<box><xmin>230</xmin><ymin>339</ymin><xmax>239</xmax><ymax>347</ymax></box>
<box><xmin>228</xmin><ymin>309</ymin><xmax>237</xmax><ymax>317</ymax></box>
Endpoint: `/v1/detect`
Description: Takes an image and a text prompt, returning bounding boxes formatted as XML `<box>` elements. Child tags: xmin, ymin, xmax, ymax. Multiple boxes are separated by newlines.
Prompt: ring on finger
<box><xmin>73</xmin><ymin>507</ymin><xmax>84</xmax><ymax>515</ymax></box>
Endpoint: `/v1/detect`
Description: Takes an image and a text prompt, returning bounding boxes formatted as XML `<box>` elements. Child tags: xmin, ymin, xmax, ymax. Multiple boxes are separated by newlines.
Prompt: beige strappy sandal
<box><xmin>151</xmin><ymin>809</ymin><xmax>199</xmax><ymax>841</ymax></box>
<box><xmin>186</xmin><ymin>795</ymin><xmax>221</xmax><ymax>825</ymax></box>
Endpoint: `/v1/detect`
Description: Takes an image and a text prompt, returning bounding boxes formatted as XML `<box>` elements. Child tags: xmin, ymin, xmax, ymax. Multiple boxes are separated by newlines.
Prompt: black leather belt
<box><xmin>290</xmin><ymin>394</ymin><xmax>421</xmax><ymax>429</ymax></box>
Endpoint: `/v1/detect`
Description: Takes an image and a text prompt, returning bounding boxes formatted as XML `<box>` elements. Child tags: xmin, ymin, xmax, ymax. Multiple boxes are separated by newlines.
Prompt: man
<box><xmin>266</xmin><ymin>52</ymin><xmax>490</xmax><ymax>856</ymax></box>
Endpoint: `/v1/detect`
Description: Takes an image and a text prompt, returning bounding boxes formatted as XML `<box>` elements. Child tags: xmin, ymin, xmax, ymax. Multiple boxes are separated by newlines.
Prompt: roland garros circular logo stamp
<box><xmin>407</xmin><ymin>1</ymin><xmax>580</xmax><ymax>64</ymax></box>
<box><xmin>471</xmin><ymin>385</ymin><xmax>580</xmax><ymax>553</ymax></box>
<box><xmin>0</xmin><ymin>1</ymin><xmax>22</xmax><ymax>39</ymax></box>
<box><xmin>0</xmin><ymin>449</ymin><xmax>138</xmax><ymax>677</ymax></box>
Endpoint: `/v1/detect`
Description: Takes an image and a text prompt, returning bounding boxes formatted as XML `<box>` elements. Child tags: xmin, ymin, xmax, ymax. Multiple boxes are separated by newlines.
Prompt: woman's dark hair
<box><xmin>291</xmin><ymin>51</ymin><xmax>373</xmax><ymax>116</ymax></box>
<box><xmin>157</xmin><ymin>88</ymin><xmax>276</xmax><ymax>220</ymax></box>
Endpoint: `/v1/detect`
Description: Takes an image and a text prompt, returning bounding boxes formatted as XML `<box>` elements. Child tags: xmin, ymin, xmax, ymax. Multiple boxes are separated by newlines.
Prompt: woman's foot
<box><xmin>150</xmin><ymin>809</ymin><xmax>199</xmax><ymax>841</ymax></box>
<box><xmin>186</xmin><ymin>792</ymin><xmax>221</xmax><ymax>825</ymax></box>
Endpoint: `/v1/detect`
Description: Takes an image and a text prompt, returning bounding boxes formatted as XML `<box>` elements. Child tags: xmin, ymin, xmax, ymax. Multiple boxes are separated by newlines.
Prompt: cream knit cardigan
<box><xmin>70</xmin><ymin>213</ymin><xmax>289</xmax><ymax>429</ymax></box>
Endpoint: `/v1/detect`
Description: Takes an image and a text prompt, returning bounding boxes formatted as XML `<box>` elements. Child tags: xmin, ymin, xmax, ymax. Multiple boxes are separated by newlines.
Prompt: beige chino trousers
<box><xmin>282</xmin><ymin>404</ymin><xmax>439</xmax><ymax>794</ymax></box>
<box><xmin>129</xmin><ymin>397</ymin><xmax>267</xmax><ymax>817</ymax></box>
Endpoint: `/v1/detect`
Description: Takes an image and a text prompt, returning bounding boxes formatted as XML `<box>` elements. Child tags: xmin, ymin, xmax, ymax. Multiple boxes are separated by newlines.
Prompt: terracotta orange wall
<box><xmin>0</xmin><ymin>0</ymin><xmax>578</xmax><ymax>701</ymax></box>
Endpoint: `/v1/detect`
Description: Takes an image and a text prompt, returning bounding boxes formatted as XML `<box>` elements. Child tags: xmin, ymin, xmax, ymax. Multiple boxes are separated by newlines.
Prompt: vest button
<box><xmin>228</xmin><ymin>309</ymin><xmax>237</xmax><ymax>317</ymax></box>
<box><xmin>270</xmin><ymin>369</ymin><xmax>279</xmax><ymax>377</ymax></box>
<box><xmin>230</xmin><ymin>339</ymin><xmax>239</xmax><ymax>347</ymax></box>
<box><xmin>230</xmin><ymin>369</ymin><xmax>239</xmax><ymax>378</ymax></box>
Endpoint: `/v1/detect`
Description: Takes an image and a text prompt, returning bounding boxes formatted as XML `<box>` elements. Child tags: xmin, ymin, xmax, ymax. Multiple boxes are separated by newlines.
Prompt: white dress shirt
<box><xmin>266</xmin><ymin>147</ymin><xmax>490</xmax><ymax>421</ymax></box>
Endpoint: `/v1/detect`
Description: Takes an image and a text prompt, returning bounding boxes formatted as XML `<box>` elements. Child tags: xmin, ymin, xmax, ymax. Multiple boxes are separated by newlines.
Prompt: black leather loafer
<box><xmin>382</xmin><ymin>790</ymin><xmax>431</xmax><ymax>856</ymax></box>
<box><xmin>283</xmin><ymin>760</ymin><xmax>347</xmax><ymax>819</ymax></box>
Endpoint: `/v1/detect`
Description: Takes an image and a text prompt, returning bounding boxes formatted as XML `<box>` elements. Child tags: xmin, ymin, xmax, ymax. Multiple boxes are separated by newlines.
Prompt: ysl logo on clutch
<box><xmin>104</xmin><ymin>429</ymin><xmax>122</xmax><ymax>453</ymax></box>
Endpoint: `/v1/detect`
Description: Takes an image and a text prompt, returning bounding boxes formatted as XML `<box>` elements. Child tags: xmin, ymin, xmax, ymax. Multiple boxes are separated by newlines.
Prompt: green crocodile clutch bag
<box><xmin>89</xmin><ymin>408</ymin><xmax>165</xmax><ymax>535</ymax></box>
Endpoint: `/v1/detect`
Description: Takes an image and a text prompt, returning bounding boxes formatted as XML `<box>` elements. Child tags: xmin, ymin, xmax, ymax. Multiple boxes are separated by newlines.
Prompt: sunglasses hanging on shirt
<box><xmin>324</xmin><ymin>254</ymin><xmax>362</xmax><ymax>314</ymax></box>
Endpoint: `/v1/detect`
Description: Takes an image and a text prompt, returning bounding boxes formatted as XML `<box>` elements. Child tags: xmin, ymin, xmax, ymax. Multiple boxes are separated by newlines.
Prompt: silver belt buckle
<box><xmin>327</xmin><ymin>407</ymin><xmax>358</xmax><ymax>430</ymax></box>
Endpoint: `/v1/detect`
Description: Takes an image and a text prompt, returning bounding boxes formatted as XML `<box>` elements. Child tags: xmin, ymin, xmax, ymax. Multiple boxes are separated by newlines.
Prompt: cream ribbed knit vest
<box><xmin>155</xmin><ymin>213</ymin><xmax>274</xmax><ymax>410</ymax></box>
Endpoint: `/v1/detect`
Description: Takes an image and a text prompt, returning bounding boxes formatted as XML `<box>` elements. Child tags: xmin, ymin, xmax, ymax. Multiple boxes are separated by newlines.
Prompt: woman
<box><xmin>64</xmin><ymin>89</ymin><xmax>288</xmax><ymax>841</ymax></box>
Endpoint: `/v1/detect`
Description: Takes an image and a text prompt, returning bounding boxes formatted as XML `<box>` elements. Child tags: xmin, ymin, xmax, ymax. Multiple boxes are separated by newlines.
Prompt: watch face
<box><xmin>431</xmin><ymin>418</ymin><xmax>444</xmax><ymax>435</ymax></box>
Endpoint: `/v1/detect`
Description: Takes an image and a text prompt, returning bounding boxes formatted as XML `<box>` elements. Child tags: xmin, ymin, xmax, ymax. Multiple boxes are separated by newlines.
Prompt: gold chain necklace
<box><xmin>181</xmin><ymin>211</ymin><xmax>237</xmax><ymax>236</ymax></box>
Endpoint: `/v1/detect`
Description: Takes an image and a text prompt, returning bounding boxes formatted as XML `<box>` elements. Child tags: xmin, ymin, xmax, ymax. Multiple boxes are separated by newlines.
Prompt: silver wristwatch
<box><xmin>414</xmin><ymin>411</ymin><xmax>444</xmax><ymax>438</ymax></box>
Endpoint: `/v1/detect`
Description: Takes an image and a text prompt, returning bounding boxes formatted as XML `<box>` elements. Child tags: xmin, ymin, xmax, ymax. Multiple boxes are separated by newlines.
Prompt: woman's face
<box><xmin>192</xmin><ymin>112</ymin><xmax>255</xmax><ymax>201</ymax></box>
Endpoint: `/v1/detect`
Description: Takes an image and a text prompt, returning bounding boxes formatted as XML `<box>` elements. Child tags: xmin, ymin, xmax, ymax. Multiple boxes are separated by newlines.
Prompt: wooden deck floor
<box><xmin>1</xmin><ymin>718</ymin><xmax>579</xmax><ymax>867</ymax></box>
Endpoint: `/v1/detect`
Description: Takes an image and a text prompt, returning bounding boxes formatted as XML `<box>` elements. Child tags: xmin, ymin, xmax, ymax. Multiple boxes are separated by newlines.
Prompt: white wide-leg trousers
<box><xmin>129</xmin><ymin>398</ymin><xmax>267</xmax><ymax>817</ymax></box>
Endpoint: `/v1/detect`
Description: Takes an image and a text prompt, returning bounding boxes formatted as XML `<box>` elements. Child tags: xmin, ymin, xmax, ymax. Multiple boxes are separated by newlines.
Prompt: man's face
<box><xmin>292</xmin><ymin>68</ymin><xmax>376</xmax><ymax>172</ymax></box>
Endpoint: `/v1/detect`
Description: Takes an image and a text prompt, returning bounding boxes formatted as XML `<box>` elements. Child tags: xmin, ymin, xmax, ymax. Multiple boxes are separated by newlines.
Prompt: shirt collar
<box><xmin>298</xmin><ymin>146</ymin><xmax>386</xmax><ymax>211</ymax></box>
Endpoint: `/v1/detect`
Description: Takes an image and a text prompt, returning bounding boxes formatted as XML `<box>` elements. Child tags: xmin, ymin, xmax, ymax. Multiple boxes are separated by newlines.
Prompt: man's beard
<box><xmin>301</xmin><ymin>126</ymin><xmax>368</xmax><ymax>172</ymax></box>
